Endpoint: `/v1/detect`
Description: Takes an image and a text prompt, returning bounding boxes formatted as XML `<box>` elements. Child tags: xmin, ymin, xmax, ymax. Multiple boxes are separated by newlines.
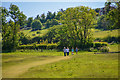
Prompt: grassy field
<box><xmin>20</xmin><ymin>28</ymin><xmax>119</xmax><ymax>39</ymax></box>
<box><xmin>19</xmin><ymin>52</ymin><xmax>118</xmax><ymax>78</ymax></box>
<box><xmin>2</xmin><ymin>50</ymin><xmax>63</xmax><ymax>68</ymax></box>
<box><xmin>2</xmin><ymin>44</ymin><xmax>119</xmax><ymax>78</ymax></box>
<box><xmin>20</xmin><ymin>29</ymin><xmax>48</xmax><ymax>38</ymax></box>
<box><xmin>93</xmin><ymin>29</ymin><xmax>119</xmax><ymax>39</ymax></box>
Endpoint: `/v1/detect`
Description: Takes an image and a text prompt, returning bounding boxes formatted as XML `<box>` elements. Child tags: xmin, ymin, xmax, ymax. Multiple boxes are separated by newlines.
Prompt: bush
<box><xmin>99</xmin><ymin>46</ymin><xmax>109</xmax><ymax>52</ymax></box>
<box><xmin>103</xmin><ymin>36</ymin><xmax>120</xmax><ymax>43</ymax></box>
<box><xmin>94</xmin><ymin>42</ymin><xmax>108</xmax><ymax>48</ymax></box>
<box><xmin>32</xmin><ymin>19</ymin><xmax>42</xmax><ymax>30</ymax></box>
<box><xmin>47</xmin><ymin>44</ymin><xmax>58</xmax><ymax>50</ymax></box>
<box><xmin>36</xmin><ymin>31</ymin><xmax>41</xmax><ymax>34</ymax></box>
<box><xmin>18</xmin><ymin>43</ymin><xmax>58</xmax><ymax>50</ymax></box>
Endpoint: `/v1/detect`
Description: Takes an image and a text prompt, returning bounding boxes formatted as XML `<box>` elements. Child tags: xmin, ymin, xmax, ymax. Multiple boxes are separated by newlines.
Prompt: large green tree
<box><xmin>44</xmin><ymin>6</ymin><xmax>96</xmax><ymax>49</ymax></box>
<box><xmin>32</xmin><ymin>20</ymin><xmax>42</xmax><ymax>30</ymax></box>
<box><xmin>96</xmin><ymin>2</ymin><xmax>120</xmax><ymax>30</ymax></box>
<box><xmin>9</xmin><ymin>4</ymin><xmax>27</xmax><ymax>27</ymax></box>
<box><xmin>2</xmin><ymin>4</ymin><xmax>27</xmax><ymax>52</ymax></box>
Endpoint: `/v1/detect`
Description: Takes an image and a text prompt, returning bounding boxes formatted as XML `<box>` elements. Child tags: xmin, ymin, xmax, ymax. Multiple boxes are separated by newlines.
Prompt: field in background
<box><xmin>20</xmin><ymin>29</ymin><xmax>48</xmax><ymax>38</ymax></box>
<box><xmin>20</xmin><ymin>28</ymin><xmax>119</xmax><ymax>39</ymax></box>
<box><xmin>93</xmin><ymin>29</ymin><xmax>119</xmax><ymax>39</ymax></box>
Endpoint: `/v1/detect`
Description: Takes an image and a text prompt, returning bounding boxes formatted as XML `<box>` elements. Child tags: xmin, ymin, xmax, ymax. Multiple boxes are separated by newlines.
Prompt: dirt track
<box><xmin>2</xmin><ymin>56</ymin><xmax>70</xmax><ymax>78</ymax></box>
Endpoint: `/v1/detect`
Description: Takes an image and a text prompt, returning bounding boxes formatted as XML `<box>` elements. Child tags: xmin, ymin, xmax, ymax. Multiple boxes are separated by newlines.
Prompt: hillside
<box><xmin>20</xmin><ymin>29</ymin><xmax>49</xmax><ymax>38</ymax></box>
<box><xmin>93</xmin><ymin>29</ymin><xmax>119</xmax><ymax>39</ymax></box>
<box><xmin>20</xmin><ymin>28</ymin><xmax>119</xmax><ymax>39</ymax></box>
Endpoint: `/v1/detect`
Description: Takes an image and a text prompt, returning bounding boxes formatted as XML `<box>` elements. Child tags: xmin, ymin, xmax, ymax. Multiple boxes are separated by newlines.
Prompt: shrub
<box><xmin>103</xmin><ymin>36</ymin><xmax>120</xmax><ymax>43</ymax></box>
<box><xmin>99</xmin><ymin>46</ymin><xmax>109</xmax><ymax>52</ymax></box>
<box><xmin>18</xmin><ymin>43</ymin><xmax>58</xmax><ymax>50</ymax></box>
<box><xmin>47</xmin><ymin>44</ymin><xmax>58</xmax><ymax>49</ymax></box>
<box><xmin>32</xmin><ymin>19</ymin><xmax>42</xmax><ymax>30</ymax></box>
<box><xmin>36</xmin><ymin>31</ymin><xmax>41</xmax><ymax>34</ymax></box>
<box><xmin>94</xmin><ymin>42</ymin><xmax>108</xmax><ymax>48</ymax></box>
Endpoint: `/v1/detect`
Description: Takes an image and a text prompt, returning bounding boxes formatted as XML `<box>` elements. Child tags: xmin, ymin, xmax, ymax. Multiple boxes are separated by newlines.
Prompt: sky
<box><xmin>2</xmin><ymin>2</ymin><xmax>105</xmax><ymax>20</ymax></box>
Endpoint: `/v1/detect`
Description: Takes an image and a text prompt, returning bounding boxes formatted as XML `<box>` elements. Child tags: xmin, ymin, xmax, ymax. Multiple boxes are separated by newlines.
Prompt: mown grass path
<box><xmin>2</xmin><ymin>56</ymin><xmax>71</xmax><ymax>78</ymax></box>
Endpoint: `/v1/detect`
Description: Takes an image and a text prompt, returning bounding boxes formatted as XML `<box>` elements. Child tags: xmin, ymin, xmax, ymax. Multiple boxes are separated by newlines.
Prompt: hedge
<box><xmin>18</xmin><ymin>43</ymin><xmax>58</xmax><ymax>50</ymax></box>
<box><xmin>94</xmin><ymin>42</ymin><xmax>108</xmax><ymax>48</ymax></box>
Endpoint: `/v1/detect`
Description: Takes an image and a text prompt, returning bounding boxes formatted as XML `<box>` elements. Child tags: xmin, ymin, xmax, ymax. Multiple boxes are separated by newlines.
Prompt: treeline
<box><xmin>95</xmin><ymin>2</ymin><xmax>120</xmax><ymax>30</ymax></box>
<box><xmin>1</xmin><ymin>4</ymin><xmax>64</xmax><ymax>52</ymax></box>
<box><xmin>25</xmin><ymin>9</ymin><xmax>64</xmax><ymax>30</ymax></box>
<box><xmin>2</xmin><ymin>2</ymin><xmax>120</xmax><ymax>52</ymax></box>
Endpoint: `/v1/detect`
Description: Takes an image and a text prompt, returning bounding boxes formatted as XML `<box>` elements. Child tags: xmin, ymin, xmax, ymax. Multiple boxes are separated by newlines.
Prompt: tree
<box><xmin>2</xmin><ymin>4</ymin><xmax>27</xmax><ymax>52</ymax></box>
<box><xmin>40</xmin><ymin>13</ymin><xmax>46</xmax><ymax>23</ymax></box>
<box><xmin>46</xmin><ymin>11</ymin><xmax>53</xmax><ymax>20</ymax></box>
<box><xmin>31</xmin><ymin>20</ymin><xmax>42</xmax><ymax>30</ymax></box>
<box><xmin>45</xmin><ymin>19</ymin><xmax>59</xmax><ymax>28</ymax></box>
<box><xmin>55</xmin><ymin>11</ymin><xmax>63</xmax><ymax>20</ymax></box>
<box><xmin>106</xmin><ymin>1</ymin><xmax>120</xmax><ymax>29</ymax></box>
<box><xmin>105</xmin><ymin>2</ymin><xmax>111</xmax><ymax>14</ymax></box>
<box><xmin>35</xmin><ymin>15</ymin><xmax>40</xmax><ymax>20</ymax></box>
<box><xmin>60</xmin><ymin>6</ymin><xmax>96</xmax><ymax>48</ymax></box>
<box><xmin>19</xmin><ymin>32</ymin><xmax>30</xmax><ymax>45</ymax></box>
<box><xmin>2</xmin><ymin>21</ymin><xmax>20</xmax><ymax>52</ymax></box>
<box><xmin>96</xmin><ymin>2</ymin><xmax>120</xmax><ymax>30</ymax></box>
<box><xmin>1</xmin><ymin>7</ymin><xmax>9</xmax><ymax>26</ymax></box>
<box><xmin>27</xmin><ymin>17</ymin><xmax>33</xmax><ymax>27</ymax></box>
<box><xmin>44</xmin><ymin>6</ymin><xmax>96</xmax><ymax>49</ymax></box>
<box><xmin>9</xmin><ymin>4</ymin><xmax>27</xmax><ymax>27</ymax></box>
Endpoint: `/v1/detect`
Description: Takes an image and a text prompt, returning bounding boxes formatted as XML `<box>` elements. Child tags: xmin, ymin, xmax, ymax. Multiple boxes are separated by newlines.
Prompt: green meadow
<box><xmin>2</xmin><ymin>2</ymin><xmax>120</xmax><ymax>79</ymax></box>
<box><xmin>2</xmin><ymin>44</ymin><xmax>119</xmax><ymax>78</ymax></box>
<box><xmin>21</xmin><ymin>28</ymin><xmax>119</xmax><ymax>39</ymax></box>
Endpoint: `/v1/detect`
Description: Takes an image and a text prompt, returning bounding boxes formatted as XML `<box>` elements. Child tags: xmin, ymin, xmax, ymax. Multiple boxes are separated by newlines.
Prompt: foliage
<box><xmin>2</xmin><ymin>4</ymin><xmax>27</xmax><ymax>52</ymax></box>
<box><xmin>19</xmin><ymin>32</ymin><xmax>31</xmax><ymax>45</ymax></box>
<box><xmin>31</xmin><ymin>19</ymin><xmax>42</xmax><ymax>30</ymax></box>
<box><xmin>9</xmin><ymin>4</ymin><xmax>27</xmax><ymax>27</ymax></box>
<box><xmin>1</xmin><ymin>7</ymin><xmax>9</xmax><ymax>26</ymax></box>
<box><xmin>2</xmin><ymin>22</ymin><xmax>20</xmax><ymax>52</ymax></box>
<box><xmin>27</xmin><ymin>17</ymin><xmax>33</xmax><ymax>27</ymax></box>
<box><xmin>18</xmin><ymin>43</ymin><xmax>58</xmax><ymax>50</ymax></box>
<box><xmin>103</xmin><ymin>36</ymin><xmax>120</xmax><ymax>43</ymax></box>
<box><xmin>96</xmin><ymin>2</ymin><xmax>120</xmax><ymax>30</ymax></box>
<box><xmin>44</xmin><ymin>6</ymin><xmax>96</xmax><ymax>49</ymax></box>
<box><xmin>40</xmin><ymin>13</ymin><xmax>46</xmax><ymax>23</ymax></box>
<box><xmin>31</xmin><ymin>36</ymin><xmax>43</xmax><ymax>43</ymax></box>
<box><xmin>94</xmin><ymin>42</ymin><xmax>108</xmax><ymax>48</ymax></box>
<box><xmin>99</xmin><ymin>46</ymin><xmax>109</xmax><ymax>52</ymax></box>
<box><xmin>45</xmin><ymin>19</ymin><xmax>59</xmax><ymax>28</ymax></box>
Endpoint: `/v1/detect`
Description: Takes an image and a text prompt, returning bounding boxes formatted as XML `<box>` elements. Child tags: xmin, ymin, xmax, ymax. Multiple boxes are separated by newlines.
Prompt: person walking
<box><xmin>72</xmin><ymin>47</ymin><xmax>74</xmax><ymax>55</ymax></box>
<box><xmin>76</xmin><ymin>47</ymin><xmax>78</xmax><ymax>54</ymax></box>
<box><xmin>63</xmin><ymin>47</ymin><xmax>66</xmax><ymax>56</ymax></box>
<box><xmin>66</xmin><ymin>47</ymin><xmax>69</xmax><ymax>56</ymax></box>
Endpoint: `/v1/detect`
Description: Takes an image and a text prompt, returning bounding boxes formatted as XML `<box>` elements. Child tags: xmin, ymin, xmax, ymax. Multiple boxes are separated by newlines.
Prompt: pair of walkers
<box><xmin>63</xmin><ymin>47</ymin><xmax>78</xmax><ymax>56</ymax></box>
<box><xmin>63</xmin><ymin>47</ymin><xmax>69</xmax><ymax>56</ymax></box>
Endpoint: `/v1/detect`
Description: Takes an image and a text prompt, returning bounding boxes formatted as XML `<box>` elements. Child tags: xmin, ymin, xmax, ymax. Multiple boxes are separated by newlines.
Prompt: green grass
<box><xmin>20</xmin><ymin>28</ymin><xmax>48</xmax><ymax>38</ymax></box>
<box><xmin>19</xmin><ymin>52</ymin><xmax>118</xmax><ymax>78</ymax></box>
<box><xmin>2</xmin><ymin>44</ymin><xmax>119</xmax><ymax>78</ymax></box>
<box><xmin>2</xmin><ymin>50</ymin><xmax>63</xmax><ymax>68</ymax></box>
<box><xmin>93</xmin><ymin>29</ymin><xmax>119</xmax><ymax>39</ymax></box>
<box><xmin>108</xmin><ymin>44</ymin><xmax>119</xmax><ymax>52</ymax></box>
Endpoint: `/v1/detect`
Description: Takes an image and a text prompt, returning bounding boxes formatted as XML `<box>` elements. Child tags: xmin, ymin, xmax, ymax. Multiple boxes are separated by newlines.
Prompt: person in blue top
<box><xmin>76</xmin><ymin>47</ymin><xmax>78</xmax><ymax>54</ymax></box>
<box><xmin>72</xmin><ymin>47</ymin><xmax>74</xmax><ymax>55</ymax></box>
<box><xmin>63</xmin><ymin>47</ymin><xmax>66</xmax><ymax>56</ymax></box>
